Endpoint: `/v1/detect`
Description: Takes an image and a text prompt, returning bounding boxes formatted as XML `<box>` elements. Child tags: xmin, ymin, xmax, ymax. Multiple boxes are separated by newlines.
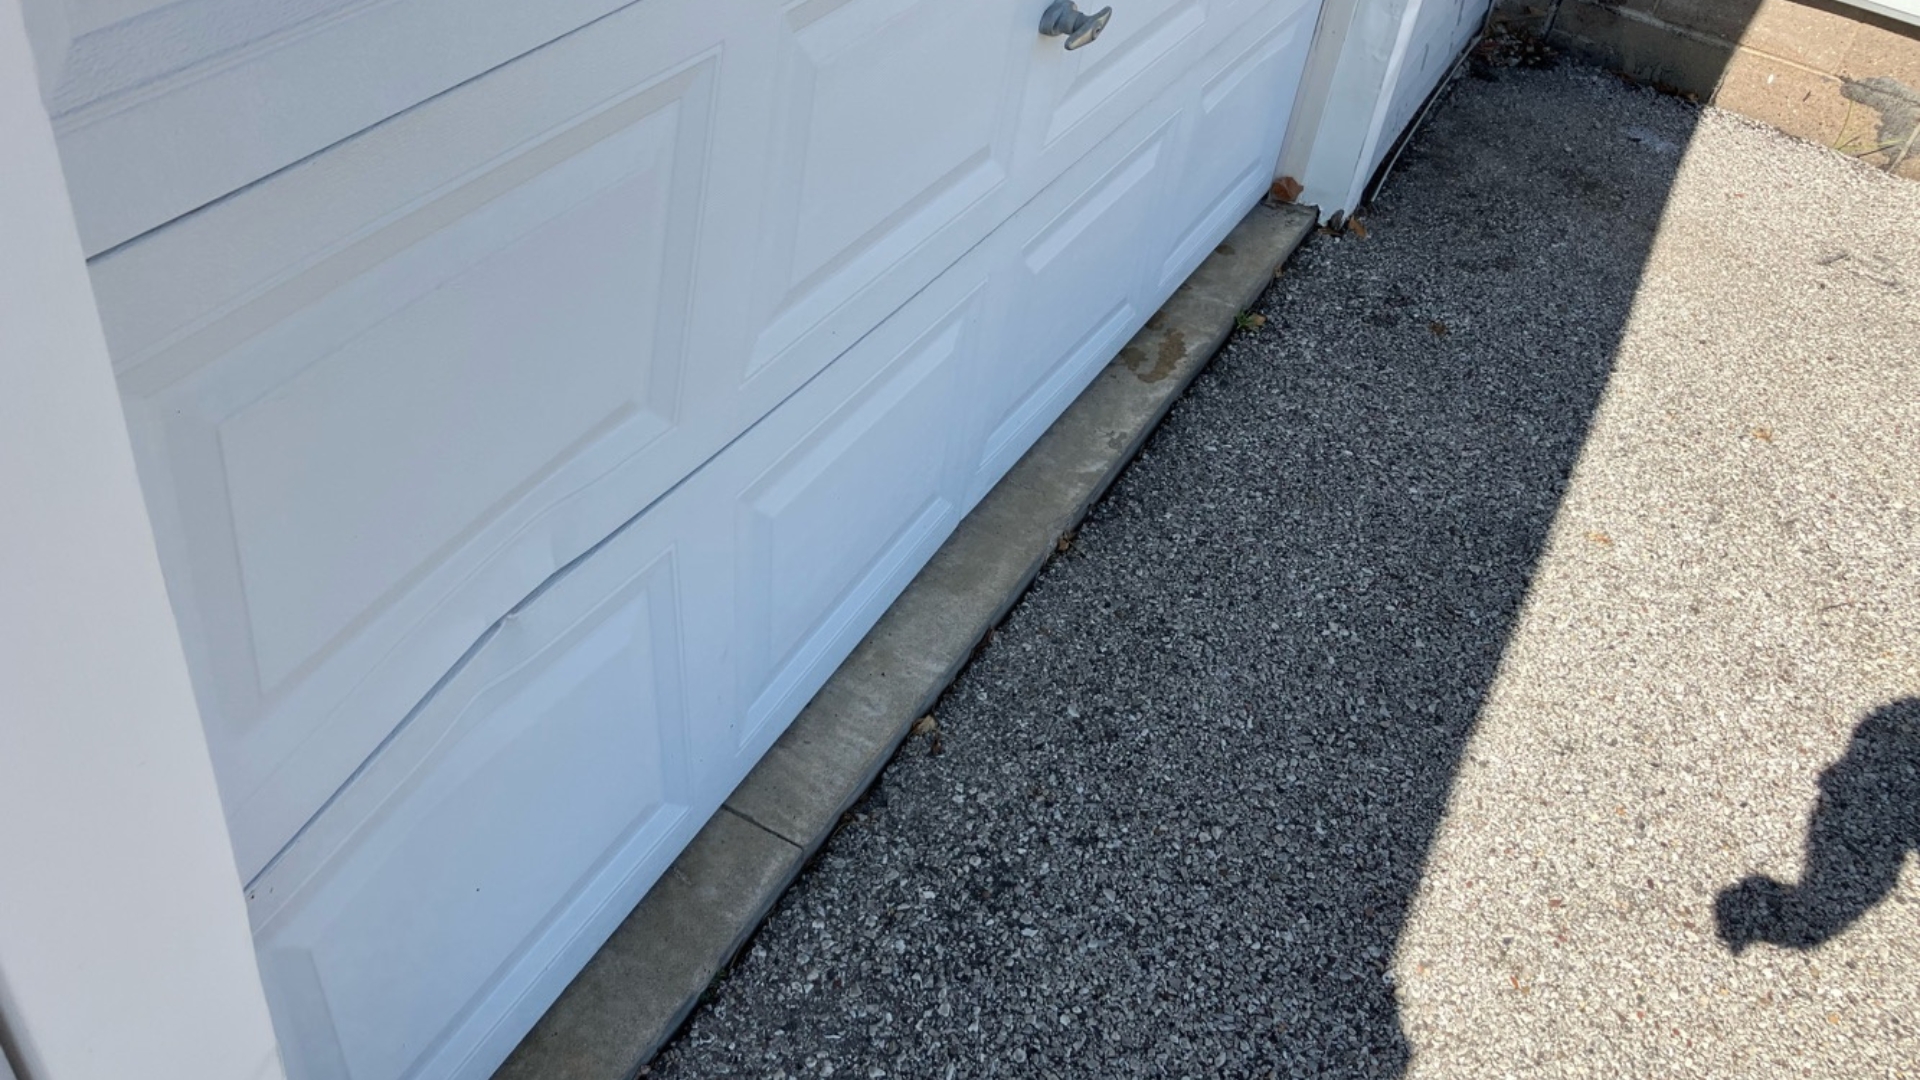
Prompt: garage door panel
<box><xmin>85</xmin><ymin>2</ymin><xmax>774</xmax><ymax>369</ymax></box>
<box><xmin>969</xmin><ymin>115</ymin><xmax>1174</xmax><ymax>500</ymax></box>
<box><xmin>250</xmin><ymin>538</ymin><xmax>702</xmax><ymax>1080</ymax></box>
<box><xmin>1042</xmin><ymin>0</ymin><xmax>1206</xmax><ymax>145</ymax></box>
<box><xmin>737</xmin><ymin>0</ymin><xmax>1027</xmax><ymax>407</ymax></box>
<box><xmin>37</xmin><ymin>0</ymin><xmax>362</xmax><ymax>114</ymax></box>
<box><xmin>775</xmin><ymin>0</ymin><xmax>1019</xmax><ymax>292</ymax></box>
<box><xmin>1155</xmin><ymin>0</ymin><xmax>1317</xmax><ymax>292</ymax></box>
<box><xmin>35</xmin><ymin>0</ymin><xmax>658</xmax><ymax>254</ymax></box>
<box><xmin>215</xmin><ymin>95</ymin><xmax>689</xmax><ymax>694</ymax></box>
<box><xmin>147</xmin><ymin>62</ymin><xmax>704</xmax><ymax>697</ymax></box>
<box><xmin>112</xmin><ymin>36</ymin><xmax>749</xmax><ymax>880</ymax></box>
<box><xmin>247</xmin><ymin>256</ymin><xmax>993</xmax><ymax>1080</ymax></box>
<box><xmin>735</xmin><ymin>277</ymin><xmax>982</xmax><ymax>751</ymax></box>
<box><xmin>1014</xmin><ymin>0</ymin><xmax>1209</xmax><ymax>180</ymax></box>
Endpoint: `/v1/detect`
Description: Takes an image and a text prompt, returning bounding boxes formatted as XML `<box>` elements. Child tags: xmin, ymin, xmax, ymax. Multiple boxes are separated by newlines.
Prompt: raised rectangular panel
<box><xmin>969</xmin><ymin>117</ymin><xmax>1174</xmax><ymax>499</ymax></box>
<box><xmin>219</xmin><ymin>111</ymin><xmax>684</xmax><ymax>692</ymax></box>
<box><xmin>83</xmin><ymin>1</ymin><xmax>773</xmax><ymax>368</ymax></box>
<box><xmin>1017</xmin><ymin>0</ymin><xmax>1207</xmax><ymax>177</ymax></box>
<box><xmin>249</xmin><ymin>540</ymin><xmax>699</xmax><ymax>1080</ymax></box>
<box><xmin>1156</xmin><ymin>0</ymin><xmax>1316</xmax><ymax>292</ymax></box>
<box><xmin>781</xmin><ymin>0</ymin><xmax>1007</xmax><ymax>289</ymax></box>
<box><xmin>739</xmin><ymin>0</ymin><xmax>1025</xmax><ymax>406</ymax></box>
<box><xmin>31</xmin><ymin>0</ymin><xmax>648</xmax><ymax>253</ymax></box>
<box><xmin>35</xmin><ymin>0</ymin><xmax>363</xmax><ymax>112</ymax></box>
<box><xmin>1044</xmin><ymin>0</ymin><xmax>1203</xmax><ymax>141</ymax></box>
<box><xmin>734</xmin><ymin>279</ymin><xmax>984</xmax><ymax>750</ymax></box>
<box><xmin>119</xmin><ymin>57</ymin><xmax>721</xmax><ymax>880</ymax></box>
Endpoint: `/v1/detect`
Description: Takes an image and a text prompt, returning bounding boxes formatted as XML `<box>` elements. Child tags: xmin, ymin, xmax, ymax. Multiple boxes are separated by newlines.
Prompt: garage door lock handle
<box><xmin>1038</xmin><ymin>0</ymin><xmax>1112</xmax><ymax>49</ymax></box>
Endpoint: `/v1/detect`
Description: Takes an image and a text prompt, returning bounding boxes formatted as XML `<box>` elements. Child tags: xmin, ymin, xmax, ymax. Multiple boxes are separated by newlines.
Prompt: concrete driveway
<box><xmin>649</xmin><ymin>62</ymin><xmax>1920</xmax><ymax>1079</ymax></box>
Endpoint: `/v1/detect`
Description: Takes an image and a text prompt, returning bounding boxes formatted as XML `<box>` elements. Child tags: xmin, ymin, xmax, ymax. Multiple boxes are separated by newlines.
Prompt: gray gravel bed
<box><xmin>650</xmin><ymin>62</ymin><xmax>1920</xmax><ymax>1079</ymax></box>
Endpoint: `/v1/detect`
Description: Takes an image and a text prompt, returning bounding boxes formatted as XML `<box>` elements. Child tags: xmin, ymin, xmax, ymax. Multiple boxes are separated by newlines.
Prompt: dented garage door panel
<box><xmin>248</xmin><ymin>234</ymin><xmax>994</xmax><ymax>1080</ymax></box>
<box><xmin>102</xmin><ymin>0</ymin><xmax>787</xmax><ymax>879</ymax></box>
<box><xmin>30</xmin><ymin>0</ymin><xmax>662</xmax><ymax>255</ymax></box>
<box><xmin>66</xmin><ymin>0</ymin><xmax>1321</xmax><ymax>1076</ymax></box>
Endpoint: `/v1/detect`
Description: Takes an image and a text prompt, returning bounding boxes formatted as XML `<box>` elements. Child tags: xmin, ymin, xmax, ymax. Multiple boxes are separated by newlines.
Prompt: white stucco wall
<box><xmin>0</xmin><ymin>3</ymin><xmax>285</xmax><ymax>1077</ymax></box>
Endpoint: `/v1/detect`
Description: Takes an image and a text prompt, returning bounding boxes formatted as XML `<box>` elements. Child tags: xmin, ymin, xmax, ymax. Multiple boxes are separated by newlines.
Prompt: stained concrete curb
<box><xmin>494</xmin><ymin>201</ymin><xmax>1317</xmax><ymax>1080</ymax></box>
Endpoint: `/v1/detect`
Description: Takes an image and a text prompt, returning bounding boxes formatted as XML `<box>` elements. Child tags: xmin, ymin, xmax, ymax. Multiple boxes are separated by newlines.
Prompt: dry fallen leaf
<box><xmin>1428</xmin><ymin>320</ymin><xmax>1449</xmax><ymax>337</ymax></box>
<box><xmin>1269</xmin><ymin>175</ymin><xmax>1304</xmax><ymax>204</ymax></box>
<box><xmin>911</xmin><ymin>715</ymin><xmax>939</xmax><ymax>738</ymax></box>
<box><xmin>1587</xmin><ymin>530</ymin><xmax>1614</xmax><ymax>546</ymax></box>
<box><xmin>1752</xmin><ymin>426</ymin><xmax>1774</xmax><ymax>442</ymax></box>
<box><xmin>1348</xmin><ymin>217</ymin><xmax>1369</xmax><ymax>239</ymax></box>
<box><xmin>1055</xmin><ymin>529</ymin><xmax>1077</xmax><ymax>554</ymax></box>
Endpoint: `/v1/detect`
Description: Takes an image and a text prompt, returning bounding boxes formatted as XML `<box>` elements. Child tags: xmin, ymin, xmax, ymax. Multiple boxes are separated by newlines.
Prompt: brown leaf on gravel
<box><xmin>1751</xmin><ymin>426</ymin><xmax>1774</xmax><ymax>441</ymax></box>
<box><xmin>1587</xmin><ymin>530</ymin><xmax>1614</xmax><ymax>546</ymax></box>
<box><xmin>1269</xmin><ymin>175</ymin><xmax>1304</xmax><ymax>204</ymax></box>
<box><xmin>911</xmin><ymin>715</ymin><xmax>939</xmax><ymax>738</ymax></box>
<box><xmin>1427</xmin><ymin>320</ymin><xmax>1449</xmax><ymax>336</ymax></box>
<box><xmin>1348</xmin><ymin>217</ymin><xmax>1369</xmax><ymax>239</ymax></box>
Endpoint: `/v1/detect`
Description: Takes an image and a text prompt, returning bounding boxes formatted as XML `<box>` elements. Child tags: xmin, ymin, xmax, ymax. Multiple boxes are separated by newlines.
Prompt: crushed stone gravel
<box><xmin>648</xmin><ymin>62</ymin><xmax>1920</xmax><ymax>1079</ymax></box>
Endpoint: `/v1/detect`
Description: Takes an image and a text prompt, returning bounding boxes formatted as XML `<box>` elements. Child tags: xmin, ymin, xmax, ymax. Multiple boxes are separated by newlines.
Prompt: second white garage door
<box><xmin>61</xmin><ymin>0</ymin><xmax>1320</xmax><ymax>1076</ymax></box>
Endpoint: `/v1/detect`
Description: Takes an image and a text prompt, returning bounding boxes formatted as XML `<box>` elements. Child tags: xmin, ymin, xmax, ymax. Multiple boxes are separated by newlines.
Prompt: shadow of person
<box><xmin>1716</xmin><ymin>698</ymin><xmax>1920</xmax><ymax>953</ymax></box>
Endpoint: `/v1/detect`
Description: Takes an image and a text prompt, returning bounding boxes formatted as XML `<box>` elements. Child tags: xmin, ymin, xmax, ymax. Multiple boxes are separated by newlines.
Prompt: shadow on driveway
<box><xmin>1716</xmin><ymin>698</ymin><xmax>1920</xmax><ymax>953</ymax></box>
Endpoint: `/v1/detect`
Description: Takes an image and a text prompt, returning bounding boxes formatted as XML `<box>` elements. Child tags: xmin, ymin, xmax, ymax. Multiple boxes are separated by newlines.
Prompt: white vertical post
<box><xmin>0</xmin><ymin>3</ymin><xmax>286</xmax><ymax>1078</ymax></box>
<box><xmin>1278</xmin><ymin>0</ymin><xmax>1431</xmax><ymax>218</ymax></box>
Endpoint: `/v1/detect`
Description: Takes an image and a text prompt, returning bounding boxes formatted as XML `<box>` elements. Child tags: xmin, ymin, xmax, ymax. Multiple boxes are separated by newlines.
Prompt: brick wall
<box><xmin>1497</xmin><ymin>0</ymin><xmax>1920</xmax><ymax>178</ymax></box>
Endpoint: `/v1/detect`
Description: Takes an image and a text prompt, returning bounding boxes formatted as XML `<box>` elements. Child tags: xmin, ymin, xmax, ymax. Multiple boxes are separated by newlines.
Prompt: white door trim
<box><xmin>0</xmin><ymin>4</ymin><xmax>282</xmax><ymax>1076</ymax></box>
<box><xmin>1277</xmin><ymin>0</ymin><xmax>1479</xmax><ymax>218</ymax></box>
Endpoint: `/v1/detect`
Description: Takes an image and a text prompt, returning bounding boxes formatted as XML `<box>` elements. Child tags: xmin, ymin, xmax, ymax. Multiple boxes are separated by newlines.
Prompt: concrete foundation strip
<box><xmin>494</xmin><ymin>200</ymin><xmax>1319</xmax><ymax>1080</ymax></box>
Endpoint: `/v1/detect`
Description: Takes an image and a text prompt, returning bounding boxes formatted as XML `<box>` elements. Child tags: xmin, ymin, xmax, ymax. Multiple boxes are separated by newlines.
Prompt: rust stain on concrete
<box><xmin>1123</xmin><ymin>329</ymin><xmax>1187</xmax><ymax>383</ymax></box>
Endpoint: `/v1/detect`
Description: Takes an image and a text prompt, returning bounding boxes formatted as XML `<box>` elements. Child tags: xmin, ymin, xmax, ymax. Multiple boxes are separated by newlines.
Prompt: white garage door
<box><xmin>49</xmin><ymin>0</ymin><xmax>1318</xmax><ymax>1076</ymax></box>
